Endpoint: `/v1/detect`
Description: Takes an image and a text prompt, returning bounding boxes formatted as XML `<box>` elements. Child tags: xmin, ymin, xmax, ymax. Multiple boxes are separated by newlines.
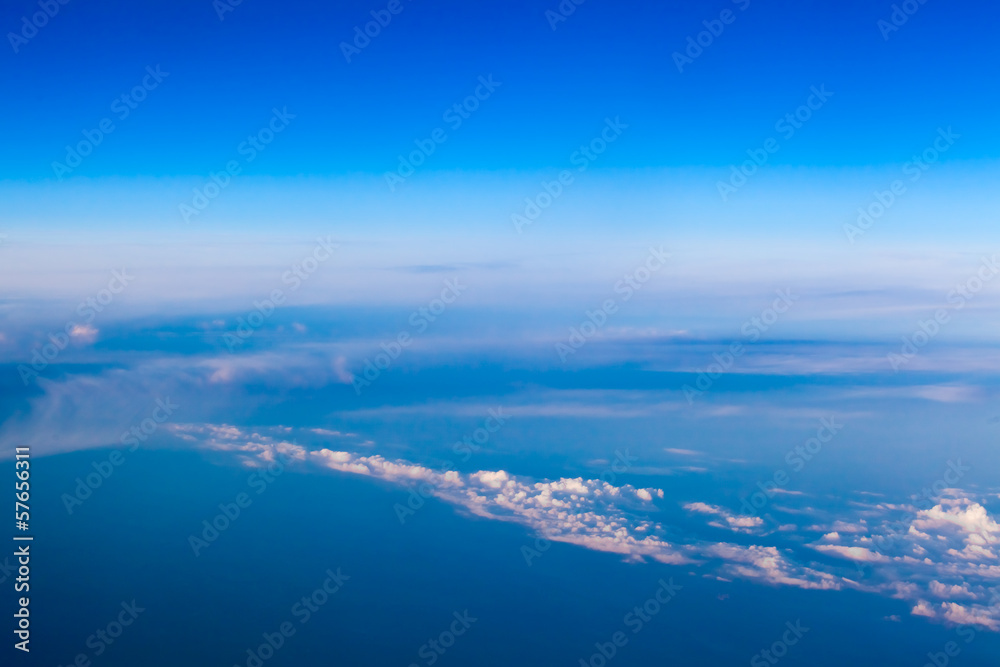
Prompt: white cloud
<box><xmin>928</xmin><ymin>580</ymin><xmax>977</xmax><ymax>600</ymax></box>
<box><xmin>912</xmin><ymin>600</ymin><xmax>936</xmax><ymax>618</ymax></box>
<box><xmin>705</xmin><ymin>543</ymin><xmax>841</xmax><ymax>591</ymax></box>
<box><xmin>913</xmin><ymin>501</ymin><xmax>1000</xmax><ymax>546</ymax></box>
<box><xmin>69</xmin><ymin>324</ymin><xmax>99</xmax><ymax>343</ymax></box>
<box><xmin>682</xmin><ymin>502</ymin><xmax>763</xmax><ymax>534</ymax></box>
<box><xmin>941</xmin><ymin>603</ymin><xmax>1000</xmax><ymax>630</ymax></box>
<box><xmin>813</xmin><ymin>544</ymin><xmax>890</xmax><ymax>563</ymax></box>
<box><xmin>168</xmin><ymin>422</ymin><xmax>1000</xmax><ymax>633</ymax></box>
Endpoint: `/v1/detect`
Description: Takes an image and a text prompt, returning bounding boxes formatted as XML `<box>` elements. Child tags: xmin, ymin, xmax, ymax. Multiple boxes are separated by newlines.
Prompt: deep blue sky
<box><xmin>3</xmin><ymin>0</ymin><xmax>998</xmax><ymax>179</ymax></box>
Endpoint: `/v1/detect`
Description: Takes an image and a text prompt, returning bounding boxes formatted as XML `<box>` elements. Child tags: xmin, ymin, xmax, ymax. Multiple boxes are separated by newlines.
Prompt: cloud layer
<box><xmin>173</xmin><ymin>422</ymin><xmax>1000</xmax><ymax>631</ymax></box>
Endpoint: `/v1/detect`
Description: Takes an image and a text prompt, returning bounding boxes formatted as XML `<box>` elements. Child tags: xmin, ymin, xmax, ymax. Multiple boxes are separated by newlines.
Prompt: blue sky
<box><xmin>2</xmin><ymin>0</ymin><xmax>999</xmax><ymax>180</ymax></box>
<box><xmin>3</xmin><ymin>0</ymin><xmax>999</xmax><ymax>312</ymax></box>
<box><xmin>4</xmin><ymin>1</ymin><xmax>1000</xmax><ymax>663</ymax></box>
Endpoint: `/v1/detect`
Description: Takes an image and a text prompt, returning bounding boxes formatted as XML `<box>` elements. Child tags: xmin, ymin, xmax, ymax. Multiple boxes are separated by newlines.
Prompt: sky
<box><xmin>3</xmin><ymin>1</ymin><xmax>1000</xmax><ymax>665</ymax></box>
<box><xmin>3</xmin><ymin>0</ymin><xmax>1000</xmax><ymax>177</ymax></box>
<box><xmin>3</xmin><ymin>0</ymin><xmax>999</xmax><ymax>314</ymax></box>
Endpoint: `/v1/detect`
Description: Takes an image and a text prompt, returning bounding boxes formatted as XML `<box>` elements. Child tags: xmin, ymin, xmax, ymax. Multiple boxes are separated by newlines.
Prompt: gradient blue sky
<box><xmin>4</xmin><ymin>0</ymin><xmax>999</xmax><ymax>315</ymax></box>
<box><xmin>3</xmin><ymin>0</ymin><xmax>999</xmax><ymax>180</ymax></box>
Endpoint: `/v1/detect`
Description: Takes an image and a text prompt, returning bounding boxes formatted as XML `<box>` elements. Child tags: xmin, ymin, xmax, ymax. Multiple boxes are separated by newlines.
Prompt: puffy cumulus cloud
<box><xmin>941</xmin><ymin>603</ymin><xmax>1000</xmax><ymax>630</ymax></box>
<box><xmin>801</xmin><ymin>490</ymin><xmax>1000</xmax><ymax>630</ymax></box>
<box><xmin>929</xmin><ymin>580</ymin><xmax>977</xmax><ymax>600</ymax></box>
<box><xmin>475</xmin><ymin>470</ymin><xmax>512</xmax><ymax>489</ymax></box>
<box><xmin>172</xmin><ymin>423</ymin><xmax>1000</xmax><ymax>632</ymax></box>
<box><xmin>682</xmin><ymin>502</ymin><xmax>763</xmax><ymax>534</ymax></box>
<box><xmin>908</xmin><ymin>601</ymin><xmax>1000</xmax><ymax>631</ymax></box>
<box><xmin>311</xmin><ymin>446</ymin><xmax>688</xmax><ymax>564</ymax></box>
<box><xmin>913</xmin><ymin>500</ymin><xmax>1000</xmax><ymax>549</ymax></box>
<box><xmin>946</xmin><ymin>544</ymin><xmax>999</xmax><ymax>562</ymax></box>
<box><xmin>704</xmin><ymin>544</ymin><xmax>842</xmax><ymax>591</ymax></box>
<box><xmin>167</xmin><ymin>422</ymin><xmax>353</xmax><ymax>466</ymax></box>
<box><xmin>683</xmin><ymin>502</ymin><xmax>717</xmax><ymax>514</ymax></box>
<box><xmin>186</xmin><ymin>424</ymin><xmax>857</xmax><ymax>590</ymax></box>
<box><xmin>695</xmin><ymin>490</ymin><xmax>1000</xmax><ymax>630</ymax></box>
<box><xmin>315</xmin><ymin>449</ymin><xmax>451</xmax><ymax>485</ymax></box>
